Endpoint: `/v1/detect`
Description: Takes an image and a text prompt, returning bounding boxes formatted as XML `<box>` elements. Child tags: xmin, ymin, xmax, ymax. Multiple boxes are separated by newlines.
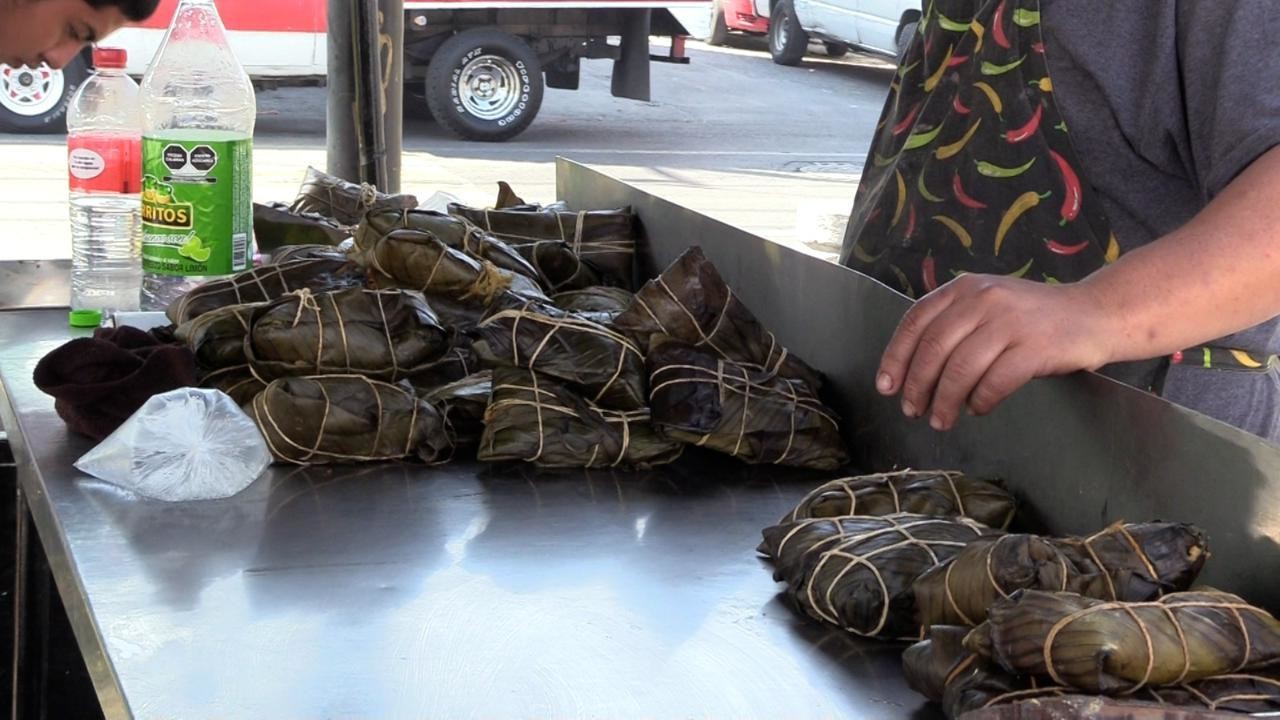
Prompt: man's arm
<box><xmin>875</xmin><ymin>144</ymin><xmax>1280</xmax><ymax>431</ymax></box>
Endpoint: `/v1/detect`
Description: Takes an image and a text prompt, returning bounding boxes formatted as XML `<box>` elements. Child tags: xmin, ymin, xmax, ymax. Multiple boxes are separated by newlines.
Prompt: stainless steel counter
<box><xmin>0</xmin><ymin>309</ymin><xmax>931</xmax><ymax>719</ymax></box>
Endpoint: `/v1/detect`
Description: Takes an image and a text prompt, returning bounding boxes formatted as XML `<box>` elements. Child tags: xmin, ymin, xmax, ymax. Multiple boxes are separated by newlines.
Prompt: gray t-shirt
<box><xmin>1041</xmin><ymin>0</ymin><xmax>1280</xmax><ymax>441</ymax></box>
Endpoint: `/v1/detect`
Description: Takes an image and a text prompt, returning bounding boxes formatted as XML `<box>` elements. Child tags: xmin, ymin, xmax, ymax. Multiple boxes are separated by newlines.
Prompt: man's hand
<box><xmin>875</xmin><ymin>274</ymin><xmax>1120</xmax><ymax>431</ymax></box>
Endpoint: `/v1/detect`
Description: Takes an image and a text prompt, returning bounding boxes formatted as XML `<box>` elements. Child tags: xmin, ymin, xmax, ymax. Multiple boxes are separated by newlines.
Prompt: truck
<box><xmin>752</xmin><ymin>0</ymin><xmax>919</xmax><ymax>65</ymax></box>
<box><xmin>0</xmin><ymin>0</ymin><xmax>702</xmax><ymax>142</ymax></box>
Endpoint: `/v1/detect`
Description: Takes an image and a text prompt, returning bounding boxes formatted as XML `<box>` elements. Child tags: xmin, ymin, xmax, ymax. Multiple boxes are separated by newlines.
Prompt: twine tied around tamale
<box><xmin>480</xmin><ymin>301</ymin><xmax>643</xmax><ymax>406</ymax></box>
<box><xmin>1039</xmin><ymin>597</ymin><xmax>1263</xmax><ymax>693</ymax></box>
<box><xmin>251</xmin><ymin>374</ymin><xmax>421</xmax><ymax>465</ymax></box>
<box><xmin>475</xmin><ymin>207</ymin><xmax>634</xmax><ymax>291</ymax></box>
<box><xmin>635</xmin><ymin>276</ymin><xmax>792</xmax><ymax>381</ymax></box>
<box><xmin>171</xmin><ymin>259</ymin><xmax>323</xmax><ymax>324</ymax></box>
<box><xmin>785</xmin><ymin>469</ymin><xmax>970</xmax><ymax>522</ymax></box>
<box><xmin>485</xmin><ymin>375</ymin><xmax>647</xmax><ymax>467</ymax></box>
<box><xmin>1077</xmin><ymin>521</ymin><xmax>1165</xmax><ymax>600</ymax></box>
<box><xmin>250</xmin><ymin>288</ymin><xmax>411</xmax><ymax>381</ymax></box>
<box><xmin>937</xmin><ymin>536</ymin><xmax>1072</xmax><ymax>627</ymax></box>
<box><xmin>800</xmin><ymin>515</ymin><xmax>988</xmax><ymax>637</ymax></box>
<box><xmin>649</xmin><ymin>359</ymin><xmax>836</xmax><ymax>465</ymax></box>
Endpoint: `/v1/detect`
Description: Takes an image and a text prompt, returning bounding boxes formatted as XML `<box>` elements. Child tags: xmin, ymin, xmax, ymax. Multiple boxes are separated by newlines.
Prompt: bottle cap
<box><xmin>68</xmin><ymin>309</ymin><xmax>103</xmax><ymax>328</ymax></box>
<box><xmin>92</xmin><ymin>47</ymin><xmax>127</xmax><ymax>70</ymax></box>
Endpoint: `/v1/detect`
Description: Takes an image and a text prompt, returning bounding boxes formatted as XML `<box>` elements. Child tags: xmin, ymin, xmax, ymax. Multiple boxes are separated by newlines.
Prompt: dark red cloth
<box><xmin>33</xmin><ymin>326</ymin><xmax>198</xmax><ymax>441</ymax></box>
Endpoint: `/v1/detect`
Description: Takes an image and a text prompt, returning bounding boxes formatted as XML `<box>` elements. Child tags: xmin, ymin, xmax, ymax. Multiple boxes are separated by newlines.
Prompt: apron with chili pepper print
<box><xmin>838</xmin><ymin>0</ymin><xmax>1275</xmax><ymax>381</ymax></box>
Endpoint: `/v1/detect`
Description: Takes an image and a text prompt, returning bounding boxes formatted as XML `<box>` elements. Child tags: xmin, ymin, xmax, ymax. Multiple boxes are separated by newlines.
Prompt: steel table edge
<box><xmin>0</xmin><ymin>362</ymin><xmax>133</xmax><ymax>720</ymax></box>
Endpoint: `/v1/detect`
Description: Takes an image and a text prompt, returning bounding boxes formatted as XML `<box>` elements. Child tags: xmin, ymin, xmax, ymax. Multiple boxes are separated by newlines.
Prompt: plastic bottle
<box><xmin>138</xmin><ymin>0</ymin><xmax>256</xmax><ymax>311</ymax></box>
<box><xmin>66</xmin><ymin>46</ymin><xmax>143</xmax><ymax>315</ymax></box>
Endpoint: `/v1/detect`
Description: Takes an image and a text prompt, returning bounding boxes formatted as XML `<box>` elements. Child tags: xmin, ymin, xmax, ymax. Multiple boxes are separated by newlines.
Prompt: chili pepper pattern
<box><xmin>841</xmin><ymin>0</ymin><xmax>1119</xmax><ymax>301</ymax></box>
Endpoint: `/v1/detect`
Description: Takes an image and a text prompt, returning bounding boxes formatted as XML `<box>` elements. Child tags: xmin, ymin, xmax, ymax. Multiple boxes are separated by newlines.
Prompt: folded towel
<box><xmin>33</xmin><ymin>326</ymin><xmax>198</xmax><ymax>441</ymax></box>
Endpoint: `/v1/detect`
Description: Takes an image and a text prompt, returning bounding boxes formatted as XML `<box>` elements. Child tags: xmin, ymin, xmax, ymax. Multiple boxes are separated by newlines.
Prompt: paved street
<box><xmin>0</xmin><ymin>38</ymin><xmax>895</xmax><ymax>261</ymax></box>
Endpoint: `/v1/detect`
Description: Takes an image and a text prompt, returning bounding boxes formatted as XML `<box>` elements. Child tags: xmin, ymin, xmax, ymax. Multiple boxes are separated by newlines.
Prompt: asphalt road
<box><xmin>0</xmin><ymin>38</ymin><xmax>896</xmax><ymax>261</ymax></box>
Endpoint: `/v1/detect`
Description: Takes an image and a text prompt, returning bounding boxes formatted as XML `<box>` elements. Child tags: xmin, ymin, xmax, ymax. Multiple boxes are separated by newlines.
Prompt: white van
<box><xmin>756</xmin><ymin>0</ymin><xmax>920</xmax><ymax>64</ymax></box>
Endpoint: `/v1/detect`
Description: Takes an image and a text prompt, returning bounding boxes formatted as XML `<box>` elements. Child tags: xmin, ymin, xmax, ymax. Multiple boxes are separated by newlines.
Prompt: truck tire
<box><xmin>768</xmin><ymin>0</ymin><xmax>808</xmax><ymax>66</ymax></box>
<box><xmin>425</xmin><ymin>30</ymin><xmax>543</xmax><ymax>142</ymax></box>
<box><xmin>0</xmin><ymin>55</ymin><xmax>89</xmax><ymax>134</ymax></box>
<box><xmin>707</xmin><ymin>0</ymin><xmax>730</xmax><ymax>46</ymax></box>
<box><xmin>896</xmin><ymin>17</ymin><xmax>919</xmax><ymax>60</ymax></box>
<box><xmin>824</xmin><ymin>42</ymin><xmax>849</xmax><ymax>58</ymax></box>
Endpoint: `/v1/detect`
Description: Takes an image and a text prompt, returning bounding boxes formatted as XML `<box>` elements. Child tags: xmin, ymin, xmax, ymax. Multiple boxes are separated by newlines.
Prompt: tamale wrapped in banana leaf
<box><xmin>781</xmin><ymin>470</ymin><xmax>1016</xmax><ymax>528</ymax></box>
<box><xmin>914</xmin><ymin>523</ymin><xmax>1208</xmax><ymax>628</ymax></box>
<box><xmin>905</xmin><ymin>625</ymin><xmax>1066</xmax><ymax>719</ymax></box>
<box><xmin>966</xmin><ymin>590</ymin><xmax>1280</xmax><ymax>693</ymax></box>
<box><xmin>553</xmin><ymin>286</ymin><xmax>634</xmax><ymax>315</ymax></box>
<box><xmin>289</xmin><ymin>166</ymin><xmax>417</xmax><ymax>226</ymax></box>
<box><xmin>351</xmin><ymin>226</ymin><xmax>546</xmax><ymax>330</ymax></box>
<box><xmin>201</xmin><ymin>365</ymin><xmax>267</xmax><ymax>406</ymax></box>
<box><xmin>244</xmin><ymin>288</ymin><xmax>450</xmax><ymax>381</ymax></box>
<box><xmin>271</xmin><ymin>243</ymin><xmax>351</xmax><ymax>264</ymax></box>
<box><xmin>250</xmin><ymin>375</ymin><xmax>451</xmax><ymax>465</ymax></box>
<box><xmin>648</xmin><ymin>337</ymin><xmax>848</xmax><ymax>471</ymax></box>
<box><xmin>359</xmin><ymin>208</ymin><xmax>541</xmax><ymax>284</ymax></box>
<box><xmin>253</xmin><ymin>202</ymin><xmax>351</xmax><ymax>252</ymax></box>
<box><xmin>479</xmin><ymin>367</ymin><xmax>683</xmax><ymax>469</ymax></box>
<box><xmin>762</xmin><ymin>513</ymin><xmax>996</xmax><ymax>639</ymax></box>
<box><xmin>174</xmin><ymin>302</ymin><xmax>260</xmax><ymax>369</ymax></box>
<box><xmin>473</xmin><ymin>298</ymin><xmax>647</xmax><ymax>410</ymax></box>
<box><xmin>423</xmin><ymin>371</ymin><xmax>491</xmax><ymax>450</ymax></box>
<box><xmin>448</xmin><ymin>201</ymin><xmax>636</xmax><ymax>292</ymax></box>
<box><xmin>166</xmin><ymin>258</ymin><xmax>368</xmax><ymax>325</ymax></box>
<box><xmin>614</xmin><ymin>247</ymin><xmax>824</xmax><ymax>390</ymax></box>
<box><xmin>407</xmin><ymin>342</ymin><xmax>480</xmax><ymax>392</ymax></box>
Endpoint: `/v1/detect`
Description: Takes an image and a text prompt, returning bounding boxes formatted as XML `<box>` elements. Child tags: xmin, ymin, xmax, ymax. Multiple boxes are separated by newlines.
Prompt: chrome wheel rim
<box><xmin>457</xmin><ymin>54</ymin><xmax>521</xmax><ymax>121</ymax></box>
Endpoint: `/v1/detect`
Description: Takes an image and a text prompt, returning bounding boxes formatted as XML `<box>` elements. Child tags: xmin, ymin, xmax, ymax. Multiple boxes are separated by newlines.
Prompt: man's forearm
<box><xmin>1081</xmin><ymin>146</ymin><xmax>1280</xmax><ymax>362</ymax></box>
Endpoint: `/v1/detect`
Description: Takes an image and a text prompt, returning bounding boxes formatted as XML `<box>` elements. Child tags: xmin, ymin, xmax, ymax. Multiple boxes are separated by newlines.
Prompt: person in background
<box><xmin>0</xmin><ymin>0</ymin><xmax>159</xmax><ymax>69</ymax></box>
<box><xmin>841</xmin><ymin>1</ymin><xmax>1280</xmax><ymax>443</ymax></box>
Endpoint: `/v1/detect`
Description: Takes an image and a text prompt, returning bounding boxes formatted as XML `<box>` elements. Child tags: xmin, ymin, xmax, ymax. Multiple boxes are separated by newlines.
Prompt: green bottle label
<box><xmin>141</xmin><ymin>132</ymin><xmax>252</xmax><ymax>276</ymax></box>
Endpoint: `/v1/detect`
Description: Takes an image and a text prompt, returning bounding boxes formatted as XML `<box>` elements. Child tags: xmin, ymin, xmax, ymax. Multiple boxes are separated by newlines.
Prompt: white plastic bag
<box><xmin>75</xmin><ymin>388</ymin><xmax>272</xmax><ymax>502</ymax></box>
<box><xmin>418</xmin><ymin>191</ymin><xmax>464</xmax><ymax>213</ymax></box>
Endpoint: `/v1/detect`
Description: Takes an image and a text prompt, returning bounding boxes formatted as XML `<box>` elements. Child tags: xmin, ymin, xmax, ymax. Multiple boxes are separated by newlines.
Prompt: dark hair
<box><xmin>87</xmin><ymin>0</ymin><xmax>162</xmax><ymax>22</ymax></box>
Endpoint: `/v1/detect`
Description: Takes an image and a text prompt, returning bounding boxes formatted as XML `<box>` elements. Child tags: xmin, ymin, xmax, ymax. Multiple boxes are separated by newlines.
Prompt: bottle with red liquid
<box><xmin>67</xmin><ymin>46</ymin><xmax>143</xmax><ymax>315</ymax></box>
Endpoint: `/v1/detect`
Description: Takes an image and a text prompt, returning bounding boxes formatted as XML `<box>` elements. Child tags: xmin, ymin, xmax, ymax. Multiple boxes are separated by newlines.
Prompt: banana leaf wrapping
<box><xmin>201</xmin><ymin>365</ymin><xmax>267</xmax><ymax>406</ymax></box>
<box><xmin>253</xmin><ymin>202</ymin><xmax>351</xmax><ymax>253</ymax></box>
<box><xmin>552</xmin><ymin>286</ymin><xmax>634</xmax><ymax>322</ymax></box>
<box><xmin>423</xmin><ymin>371</ymin><xmax>491</xmax><ymax>450</ymax></box>
<box><xmin>781</xmin><ymin>470</ymin><xmax>1016</xmax><ymax>528</ymax></box>
<box><xmin>174</xmin><ymin>302</ymin><xmax>260</xmax><ymax>369</ymax></box>
<box><xmin>244</xmin><ymin>288</ymin><xmax>450</xmax><ymax>382</ymax></box>
<box><xmin>448</xmin><ymin>202</ymin><xmax>636</xmax><ymax>292</ymax></box>
<box><xmin>479</xmin><ymin>367</ymin><xmax>683</xmax><ymax>469</ymax></box>
<box><xmin>166</xmin><ymin>258</ymin><xmax>368</xmax><ymax>325</ymax></box>
<box><xmin>358</xmin><ymin>208</ymin><xmax>540</xmax><ymax>284</ymax></box>
<box><xmin>250</xmin><ymin>375</ymin><xmax>451</xmax><ymax>465</ymax></box>
<box><xmin>648</xmin><ymin>337</ymin><xmax>848</xmax><ymax>471</ymax></box>
<box><xmin>407</xmin><ymin>342</ymin><xmax>480</xmax><ymax>393</ymax></box>
<box><xmin>614</xmin><ymin>247</ymin><xmax>824</xmax><ymax>391</ymax></box>
<box><xmin>762</xmin><ymin>514</ymin><xmax>997</xmax><ymax>639</ymax></box>
<box><xmin>289</xmin><ymin>166</ymin><xmax>418</xmax><ymax>226</ymax></box>
<box><xmin>905</xmin><ymin>626</ymin><xmax>1280</xmax><ymax>718</ymax></box>
<box><xmin>965</xmin><ymin>590</ymin><xmax>1280</xmax><ymax>693</ymax></box>
<box><xmin>351</xmin><ymin>226</ymin><xmax>546</xmax><ymax>330</ymax></box>
<box><xmin>271</xmin><ymin>244</ymin><xmax>352</xmax><ymax>265</ymax></box>
<box><xmin>473</xmin><ymin>298</ymin><xmax>647</xmax><ymax>410</ymax></box>
<box><xmin>914</xmin><ymin>523</ymin><xmax>1208</xmax><ymax>628</ymax></box>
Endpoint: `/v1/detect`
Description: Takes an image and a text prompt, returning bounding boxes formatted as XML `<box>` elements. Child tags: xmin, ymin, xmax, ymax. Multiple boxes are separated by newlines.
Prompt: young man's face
<box><xmin>0</xmin><ymin>0</ymin><xmax>129</xmax><ymax>69</ymax></box>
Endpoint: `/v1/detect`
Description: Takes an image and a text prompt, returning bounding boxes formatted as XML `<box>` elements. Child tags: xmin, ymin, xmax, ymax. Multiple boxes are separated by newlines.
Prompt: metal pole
<box><xmin>326</xmin><ymin>0</ymin><xmax>404</xmax><ymax>193</ymax></box>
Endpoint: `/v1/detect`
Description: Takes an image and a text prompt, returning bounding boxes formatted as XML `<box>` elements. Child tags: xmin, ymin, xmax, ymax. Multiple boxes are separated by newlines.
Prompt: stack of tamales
<box><xmin>168</xmin><ymin>185</ymin><xmax>850</xmax><ymax>473</ymax></box>
<box><xmin>759</xmin><ymin>470</ymin><xmax>1017</xmax><ymax>640</ymax></box>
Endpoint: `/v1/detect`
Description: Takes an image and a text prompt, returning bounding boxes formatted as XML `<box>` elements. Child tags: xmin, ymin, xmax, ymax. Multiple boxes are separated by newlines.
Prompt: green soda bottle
<box><xmin>138</xmin><ymin>0</ymin><xmax>256</xmax><ymax>311</ymax></box>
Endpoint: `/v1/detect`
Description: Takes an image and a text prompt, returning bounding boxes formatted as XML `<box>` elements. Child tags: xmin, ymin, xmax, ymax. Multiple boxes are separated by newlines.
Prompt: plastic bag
<box><xmin>74</xmin><ymin>388</ymin><xmax>272</xmax><ymax>502</ymax></box>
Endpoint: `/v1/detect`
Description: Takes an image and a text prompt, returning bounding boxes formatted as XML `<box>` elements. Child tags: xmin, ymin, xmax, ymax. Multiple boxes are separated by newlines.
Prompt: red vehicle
<box><xmin>706</xmin><ymin>0</ymin><xmax>768</xmax><ymax>45</ymax></box>
<box><xmin>0</xmin><ymin>0</ymin><xmax>702</xmax><ymax>141</ymax></box>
